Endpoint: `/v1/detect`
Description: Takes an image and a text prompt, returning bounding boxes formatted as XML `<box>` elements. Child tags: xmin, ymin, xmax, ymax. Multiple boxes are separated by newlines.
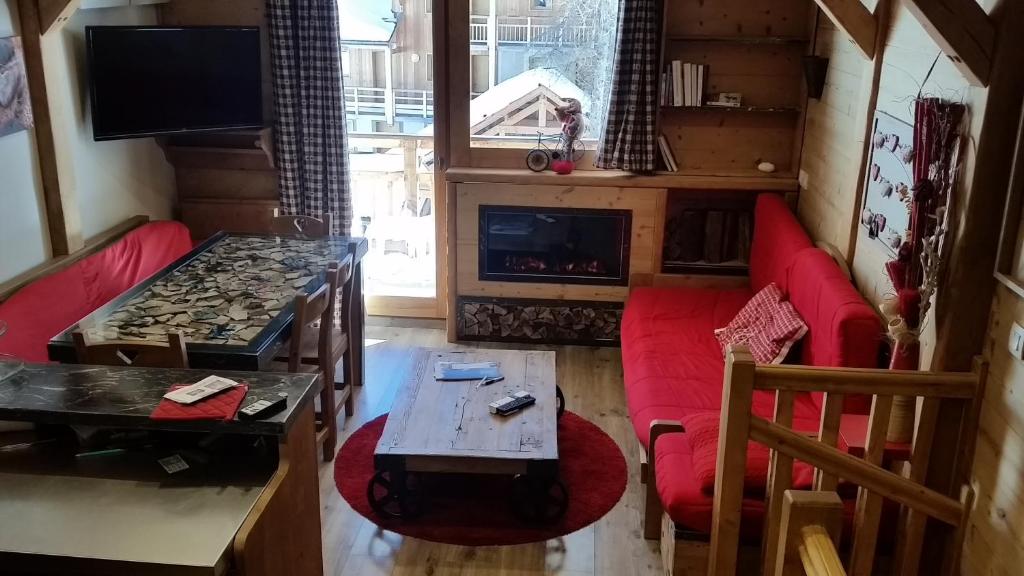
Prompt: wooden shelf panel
<box><xmin>661</xmin><ymin>105</ymin><xmax>802</xmax><ymax>114</ymax></box>
<box><xmin>445</xmin><ymin>167</ymin><xmax>798</xmax><ymax>191</ymax></box>
<box><xmin>662</xmin><ymin>261</ymin><xmax>750</xmax><ymax>276</ymax></box>
<box><xmin>666</xmin><ymin>35</ymin><xmax>808</xmax><ymax>45</ymax></box>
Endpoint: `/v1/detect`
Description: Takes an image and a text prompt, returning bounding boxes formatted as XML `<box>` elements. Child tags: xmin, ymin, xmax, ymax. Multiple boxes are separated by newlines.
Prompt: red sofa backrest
<box><xmin>0</xmin><ymin>221</ymin><xmax>192</xmax><ymax>363</ymax></box>
<box><xmin>749</xmin><ymin>194</ymin><xmax>814</xmax><ymax>295</ymax></box>
<box><xmin>787</xmin><ymin>248</ymin><xmax>882</xmax><ymax>370</ymax></box>
<box><xmin>787</xmin><ymin>248</ymin><xmax>883</xmax><ymax>413</ymax></box>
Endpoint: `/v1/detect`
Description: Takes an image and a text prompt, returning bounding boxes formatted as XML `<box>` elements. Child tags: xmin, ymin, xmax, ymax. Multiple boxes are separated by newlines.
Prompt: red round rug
<box><xmin>334</xmin><ymin>411</ymin><xmax>627</xmax><ymax>546</ymax></box>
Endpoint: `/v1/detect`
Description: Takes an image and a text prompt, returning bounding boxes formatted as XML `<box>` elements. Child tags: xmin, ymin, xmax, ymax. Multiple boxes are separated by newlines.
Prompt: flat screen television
<box><xmin>86</xmin><ymin>26</ymin><xmax>263</xmax><ymax>141</ymax></box>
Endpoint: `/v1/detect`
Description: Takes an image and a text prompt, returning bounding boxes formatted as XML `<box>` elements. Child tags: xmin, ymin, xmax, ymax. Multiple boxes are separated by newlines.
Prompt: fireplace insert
<box><xmin>479</xmin><ymin>205</ymin><xmax>631</xmax><ymax>285</ymax></box>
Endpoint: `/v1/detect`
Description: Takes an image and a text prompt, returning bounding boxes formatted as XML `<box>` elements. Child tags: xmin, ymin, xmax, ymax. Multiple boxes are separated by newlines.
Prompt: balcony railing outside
<box><xmin>345</xmin><ymin>87</ymin><xmax>434</xmax><ymax>119</ymax></box>
<box><xmin>467</xmin><ymin>15</ymin><xmax>593</xmax><ymax>45</ymax></box>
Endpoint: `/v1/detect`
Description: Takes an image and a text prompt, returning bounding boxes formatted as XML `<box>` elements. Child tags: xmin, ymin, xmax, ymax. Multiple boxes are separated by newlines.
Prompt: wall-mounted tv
<box><xmin>86</xmin><ymin>26</ymin><xmax>263</xmax><ymax>141</ymax></box>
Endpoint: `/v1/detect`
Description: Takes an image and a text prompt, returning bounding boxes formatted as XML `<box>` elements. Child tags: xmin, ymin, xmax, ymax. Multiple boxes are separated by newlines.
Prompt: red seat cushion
<box><xmin>621</xmin><ymin>286</ymin><xmax>820</xmax><ymax>449</ymax></box>
<box><xmin>0</xmin><ymin>221</ymin><xmax>192</xmax><ymax>363</ymax></box>
<box><xmin>749</xmin><ymin>194</ymin><xmax>814</xmax><ymax>295</ymax></box>
<box><xmin>678</xmin><ymin>411</ymin><xmax>844</xmax><ymax>493</ymax></box>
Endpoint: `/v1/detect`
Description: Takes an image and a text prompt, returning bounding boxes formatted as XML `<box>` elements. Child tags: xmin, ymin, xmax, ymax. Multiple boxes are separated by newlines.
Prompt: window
<box><xmin>468</xmin><ymin>0</ymin><xmax>619</xmax><ymax>145</ymax></box>
<box><xmin>426</xmin><ymin>53</ymin><xmax>433</xmax><ymax>83</ymax></box>
<box><xmin>341</xmin><ymin>50</ymin><xmax>351</xmax><ymax>76</ymax></box>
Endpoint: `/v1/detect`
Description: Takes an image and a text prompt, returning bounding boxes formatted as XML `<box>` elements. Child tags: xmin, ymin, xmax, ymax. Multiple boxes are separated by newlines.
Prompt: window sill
<box><xmin>444</xmin><ymin>167</ymin><xmax>798</xmax><ymax>191</ymax></box>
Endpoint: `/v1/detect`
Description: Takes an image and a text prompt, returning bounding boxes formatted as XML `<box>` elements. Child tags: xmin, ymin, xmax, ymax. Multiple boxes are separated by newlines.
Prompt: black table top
<box><xmin>47</xmin><ymin>232</ymin><xmax>368</xmax><ymax>371</ymax></box>
<box><xmin>0</xmin><ymin>363</ymin><xmax>319</xmax><ymax>436</ymax></box>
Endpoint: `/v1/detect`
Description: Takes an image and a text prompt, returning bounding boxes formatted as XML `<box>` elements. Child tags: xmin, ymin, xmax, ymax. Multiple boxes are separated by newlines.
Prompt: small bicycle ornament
<box><xmin>525</xmin><ymin>132</ymin><xmax>585</xmax><ymax>172</ymax></box>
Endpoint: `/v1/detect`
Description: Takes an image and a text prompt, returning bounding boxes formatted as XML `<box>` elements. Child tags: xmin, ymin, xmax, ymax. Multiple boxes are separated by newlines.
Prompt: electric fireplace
<box><xmin>478</xmin><ymin>205</ymin><xmax>631</xmax><ymax>286</ymax></box>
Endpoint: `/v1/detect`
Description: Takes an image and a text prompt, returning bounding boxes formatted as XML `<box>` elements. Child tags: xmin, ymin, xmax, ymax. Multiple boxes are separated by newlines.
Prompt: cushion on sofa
<box><xmin>0</xmin><ymin>221</ymin><xmax>192</xmax><ymax>363</ymax></box>
<box><xmin>679</xmin><ymin>411</ymin><xmax>818</xmax><ymax>493</ymax></box>
<box><xmin>654</xmin><ymin>430</ymin><xmax>885</xmax><ymax>541</ymax></box>
<box><xmin>749</xmin><ymin>194</ymin><xmax>814</xmax><ymax>295</ymax></box>
<box><xmin>714</xmin><ymin>283</ymin><xmax>808</xmax><ymax>364</ymax></box>
<box><xmin>621</xmin><ymin>286</ymin><xmax>822</xmax><ymax>449</ymax></box>
<box><xmin>83</xmin><ymin>221</ymin><xmax>193</xmax><ymax>308</ymax></box>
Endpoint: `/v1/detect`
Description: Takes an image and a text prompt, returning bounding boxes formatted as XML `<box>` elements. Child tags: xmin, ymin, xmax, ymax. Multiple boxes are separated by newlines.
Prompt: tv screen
<box><xmin>86</xmin><ymin>26</ymin><xmax>263</xmax><ymax>141</ymax></box>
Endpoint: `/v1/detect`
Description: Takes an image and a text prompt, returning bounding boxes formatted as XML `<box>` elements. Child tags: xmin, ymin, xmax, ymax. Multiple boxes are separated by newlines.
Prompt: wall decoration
<box><xmin>861</xmin><ymin>111</ymin><xmax>914</xmax><ymax>256</ymax></box>
<box><xmin>0</xmin><ymin>36</ymin><xmax>33</xmax><ymax>138</ymax></box>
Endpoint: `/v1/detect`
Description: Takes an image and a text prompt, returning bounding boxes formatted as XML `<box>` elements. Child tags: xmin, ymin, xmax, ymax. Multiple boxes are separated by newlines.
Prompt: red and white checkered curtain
<box><xmin>267</xmin><ymin>0</ymin><xmax>352</xmax><ymax>235</ymax></box>
<box><xmin>595</xmin><ymin>0</ymin><xmax>660</xmax><ymax>172</ymax></box>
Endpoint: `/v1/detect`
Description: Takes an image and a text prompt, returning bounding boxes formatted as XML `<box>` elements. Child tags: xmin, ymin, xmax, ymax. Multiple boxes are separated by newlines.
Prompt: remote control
<box><xmin>489</xmin><ymin>391</ymin><xmax>536</xmax><ymax>416</ymax></box>
<box><xmin>238</xmin><ymin>393</ymin><xmax>288</xmax><ymax>420</ymax></box>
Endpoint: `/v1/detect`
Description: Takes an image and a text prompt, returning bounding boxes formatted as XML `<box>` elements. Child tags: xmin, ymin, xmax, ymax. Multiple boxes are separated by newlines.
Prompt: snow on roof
<box><xmin>339</xmin><ymin>0</ymin><xmax>396</xmax><ymax>43</ymax></box>
<box><xmin>469</xmin><ymin>68</ymin><xmax>591</xmax><ymax>127</ymax></box>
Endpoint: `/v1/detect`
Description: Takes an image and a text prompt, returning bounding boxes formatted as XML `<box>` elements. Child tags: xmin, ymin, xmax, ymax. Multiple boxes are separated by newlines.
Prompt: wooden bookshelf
<box><xmin>661</xmin><ymin>106</ymin><xmax>802</xmax><ymax>114</ymax></box>
<box><xmin>657</xmin><ymin>0</ymin><xmax>811</xmax><ymax>178</ymax></box>
<box><xmin>666</xmin><ymin>35</ymin><xmax>808</xmax><ymax>45</ymax></box>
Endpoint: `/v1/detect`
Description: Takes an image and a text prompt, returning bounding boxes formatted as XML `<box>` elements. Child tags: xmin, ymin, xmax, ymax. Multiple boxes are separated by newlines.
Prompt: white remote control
<box><xmin>164</xmin><ymin>376</ymin><xmax>239</xmax><ymax>405</ymax></box>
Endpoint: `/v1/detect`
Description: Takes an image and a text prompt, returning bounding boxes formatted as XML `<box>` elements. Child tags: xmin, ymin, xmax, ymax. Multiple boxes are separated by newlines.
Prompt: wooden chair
<box><xmin>274</xmin><ymin>258</ymin><xmax>354</xmax><ymax>462</ymax></box>
<box><xmin>269</xmin><ymin>208</ymin><xmax>333</xmax><ymax>238</ymax></box>
<box><xmin>72</xmin><ymin>331</ymin><xmax>189</xmax><ymax>369</ymax></box>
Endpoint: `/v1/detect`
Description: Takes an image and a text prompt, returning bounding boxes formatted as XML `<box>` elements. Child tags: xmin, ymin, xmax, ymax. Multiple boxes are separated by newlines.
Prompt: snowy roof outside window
<box><xmin>339</xmin><ymin>0</ymin><xmax>397</xmax><ymax>43</ymax></box>
<box><xmin>469</xmin><ymin>68</ymin><xmax>591</xmax><ymax>127</ymax></box>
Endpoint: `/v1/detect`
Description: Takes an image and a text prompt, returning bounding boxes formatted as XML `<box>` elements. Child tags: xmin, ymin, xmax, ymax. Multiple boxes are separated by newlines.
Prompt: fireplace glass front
<box><xmin>479</xmin><ymin>205</ymin><xmax>631</xmax><ymax>286</ymax></box>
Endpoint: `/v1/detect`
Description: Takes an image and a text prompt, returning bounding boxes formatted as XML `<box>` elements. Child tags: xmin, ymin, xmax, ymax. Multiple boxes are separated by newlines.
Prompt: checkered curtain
<box><xmin>267</xmin><ymin>0</ymin><xmax>352</xmax><ymax>234</ymax></box>
<box><xmin>595</xmin><ymin>0</ymin><xmax>660</xmax><ymax>172</ymax></box>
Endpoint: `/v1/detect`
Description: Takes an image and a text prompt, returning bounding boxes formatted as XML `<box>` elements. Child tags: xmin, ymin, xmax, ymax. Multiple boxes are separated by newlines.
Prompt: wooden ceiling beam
<box><xmin>813</xmin><ymin>0</ymin><xmax>879</xmax><ymax>59</ymax></box>
<box><xmin>36</xmin><ymin>0</ymin><xmax>81</xmax><ymax>35</ymax></box>
<box><xmin>902</xmin><ymin>0</ymin><xmax>995</xmax><ymax>87</ymax></box>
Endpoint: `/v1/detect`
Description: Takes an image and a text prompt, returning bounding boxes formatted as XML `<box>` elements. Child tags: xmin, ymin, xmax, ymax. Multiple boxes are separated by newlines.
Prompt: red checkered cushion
<box><xmin>714</xmin><ymin>283</ymin><xmax>808</xmax><ymax>364</ymax></box>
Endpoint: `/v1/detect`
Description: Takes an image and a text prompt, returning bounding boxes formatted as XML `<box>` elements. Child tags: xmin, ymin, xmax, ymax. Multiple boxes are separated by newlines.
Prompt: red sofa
<box><xmin>622</xmin><ymin>194</ymin><xmax>882</xmax><ymax>539</ymax></box>
<box><xmin>0</xmin><ymin>221</ymin><xmax>193</xmax><ymax>363</ymax></box>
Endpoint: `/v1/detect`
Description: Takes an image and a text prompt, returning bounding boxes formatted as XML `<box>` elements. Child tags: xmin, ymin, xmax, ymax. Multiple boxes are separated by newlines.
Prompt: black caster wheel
<box><xmin>555</xmin><ymin>385</ymin><xmax>566</xmax><ymax>420</ymax></box>
<box><xmin>511</xmin><ymin>474</ymin><xmax>569</xmax><ymax>524</ymax></box>
<box><xmin>367</xmin><ymin>470</ymin><xmax>423</xmax><ymax>519</ymax></box>
<box><xmin>526</xmin><ymin>149</ymin><xmax>550</xmax><ymax>172</ymax></box>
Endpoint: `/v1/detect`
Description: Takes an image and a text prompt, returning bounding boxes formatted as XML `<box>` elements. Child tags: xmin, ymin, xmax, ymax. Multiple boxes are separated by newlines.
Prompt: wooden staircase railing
<box><xmin>708</xmin><ymin>346</ymin><xmax>987</xmax><ymax>576</ymax></box>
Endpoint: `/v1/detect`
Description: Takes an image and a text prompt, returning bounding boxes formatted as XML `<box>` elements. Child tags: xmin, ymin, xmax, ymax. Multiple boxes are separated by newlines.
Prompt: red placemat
<box><xmin>150</xmin><ymin>384</ymin><xmax>249</xmax><ymax>421</ymax></box>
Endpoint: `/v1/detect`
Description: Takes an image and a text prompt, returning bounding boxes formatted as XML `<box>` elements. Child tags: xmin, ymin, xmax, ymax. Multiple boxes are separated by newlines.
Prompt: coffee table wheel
<box><xmin>555</xmin><ymin>385</ymin><xmax>565</xmax><ymax>420</ymax></box>
<box><xmin>511</xmin><ymin>474</ymin><xmax>568</xmax><ymax>524</ymax></box>
<box><xmin>367</xmin><ymin>470</ymin><xmax>423</xmax><ymax>519</ymax></box>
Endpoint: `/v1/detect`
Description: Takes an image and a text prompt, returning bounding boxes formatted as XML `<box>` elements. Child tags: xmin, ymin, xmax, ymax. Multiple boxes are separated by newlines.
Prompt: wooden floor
<box><xmin>319</xmin><ymin>323</ymin><xmax>662</xmax><ymax>576</ymax></box>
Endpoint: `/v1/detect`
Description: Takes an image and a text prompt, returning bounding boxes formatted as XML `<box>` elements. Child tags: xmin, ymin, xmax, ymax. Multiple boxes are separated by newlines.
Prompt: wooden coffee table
<box><xmin>370</xmin><ymin>348</ymin><xmax>567</xmax><ymax>522</ymax></box>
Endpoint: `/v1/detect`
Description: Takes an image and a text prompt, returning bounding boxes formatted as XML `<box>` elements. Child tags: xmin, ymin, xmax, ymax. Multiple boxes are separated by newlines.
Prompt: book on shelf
<box><xmin>696</xmin><ymin>64</ymin><xmax>706</xmax><ymax>106</ymax></box>
<box><xmin>657</xmin><ymin>134</ymin><xmax>678</xmax><ymax>172</ymax></box>
<box><xmin>703</xmin><ymin>210</ymin><xmax>725</xmax><ymax>264</ymax></box>
<box><xmin>671</xmin><ymin>60</ymin><xmax>683</xmax><ymax>107</ymax></box>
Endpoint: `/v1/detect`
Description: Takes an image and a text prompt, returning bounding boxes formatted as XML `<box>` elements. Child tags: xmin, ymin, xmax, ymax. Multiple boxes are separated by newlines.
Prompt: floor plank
<box><xmin>320</xmin><ymin>326</ymin><xmax>661</xmax><ymax>576</ymax></box>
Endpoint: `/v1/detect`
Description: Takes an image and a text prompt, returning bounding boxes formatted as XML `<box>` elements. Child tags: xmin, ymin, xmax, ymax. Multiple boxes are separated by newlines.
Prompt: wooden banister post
<box><xmin>708</xmin><ymin>345</ymin><xmax>756</xmax><ymax>576</ymax></box>
<box><xmin>774</xmin><ymin>490</ymin><xmax>844</xmax><ymax>576</ymax></box>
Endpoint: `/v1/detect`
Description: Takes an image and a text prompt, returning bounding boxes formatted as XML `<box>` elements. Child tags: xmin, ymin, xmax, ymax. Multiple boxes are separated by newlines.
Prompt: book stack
<box><xmin>661</xmin><ymin>61</ymin><xmax>708</xmax><ymax>107</ymax></box>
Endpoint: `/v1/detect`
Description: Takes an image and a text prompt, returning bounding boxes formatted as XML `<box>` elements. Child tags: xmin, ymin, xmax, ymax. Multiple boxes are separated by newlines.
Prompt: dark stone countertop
<box><xmin>0</xmin><ymin>363</ymin><xmax>319</xmax><ymax>436</ymax></box>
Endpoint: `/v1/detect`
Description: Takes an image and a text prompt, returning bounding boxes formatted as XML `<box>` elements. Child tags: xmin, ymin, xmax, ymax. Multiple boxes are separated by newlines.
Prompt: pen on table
<box><xmin>75</xmin><ymin>448</ymin><xmax>127</xmax><ymax>459</ymax></box>
<box><xmin>476</xmin><ymin>376</ymin><xmax>504</xmax><ymax>388</ymax></box>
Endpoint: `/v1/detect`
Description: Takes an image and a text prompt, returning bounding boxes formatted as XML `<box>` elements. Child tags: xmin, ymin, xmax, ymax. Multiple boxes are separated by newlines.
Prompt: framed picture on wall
<box><xmin>0</xmin><ymin>36</ymin><xmax>33</xmax><ymax>138</ymax></box>
<box><xmin>860</xmin><ymin>111</ymin><xmax>915</xmax><ymax>256</ymax></box>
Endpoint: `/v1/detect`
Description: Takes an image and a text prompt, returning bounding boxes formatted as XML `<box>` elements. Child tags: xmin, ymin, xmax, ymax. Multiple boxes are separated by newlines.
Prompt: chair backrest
<box><xmin>73</xmin><ymin>331</ymin><xmax>189</xmax><ymax>369</ymax></box>
<box><xmin>270</xmin><ymin>209</ymin><xmax>333</xmax><ymax>238</ymax></box>
<box><xmin>285</xmin><ymin>266</ymin><xmax>338</xmax><ymax>372</ymax></box>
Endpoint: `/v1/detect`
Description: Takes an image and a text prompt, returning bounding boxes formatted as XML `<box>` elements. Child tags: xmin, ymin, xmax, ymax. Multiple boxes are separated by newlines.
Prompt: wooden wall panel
<box><xmin>966</xmin><ymin>286</ymin><xmax>1024</xmax><ymax>576</ymax></box>
<box><xmin>665</xmin><ymin>0</ymin><xmax>810</xmax><ymax>38</ymax></box>
<box><xmin>796</xmin><ymin>19</ymin><xmax>868</xmax><ymax>257</ymax></box>
<box><xmin>454</xmin><ymin>184</ymin><xmax>662</xmax><ymax>302</ymax></box>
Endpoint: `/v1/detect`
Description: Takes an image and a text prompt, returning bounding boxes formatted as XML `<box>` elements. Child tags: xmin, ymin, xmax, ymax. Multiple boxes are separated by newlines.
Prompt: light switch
<box><xmin>1010</xmin><ymin>323</ymin><xmax>1024</xmax><ymax>360</ymax></box>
